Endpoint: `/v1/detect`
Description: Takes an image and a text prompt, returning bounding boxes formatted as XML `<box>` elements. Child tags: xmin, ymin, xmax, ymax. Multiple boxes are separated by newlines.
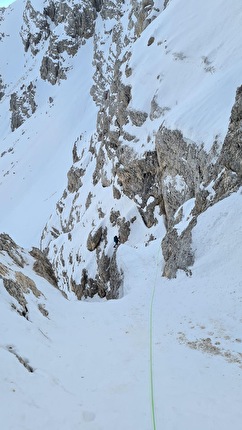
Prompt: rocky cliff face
<box><xmin>1</xmin><ymin>0</ymin><xmax>241</xmax><ymax>299</ymax></box>
<box><xmin>38</xmin><ymin>0</ymin><xmax>241</xmax><ymax>298</ymax></box>
<box><xmin>38</xmin><ymin>0</ymin><xmax>164</xmax><ymax>299</ymax></box>
<box><xmin>21</xmin><ymin>0</ymin><xmax>98</xmax><ymax>72</ymax></box>
<box><xmin>10</xmin><ymin>82</ymin><xmax>36</xmax><ymax>131</ymax></box>
<box><xmin>8</xmin><ymin>0</ymin><xmax>102</xmax><ymax>130</ymax></box>
<box><xmin>0</xmin><ymin>233</ymin><xmax>59</xmax><ymax>319</ymax></box>
<box><xmin>157</xmin><ymin>122</ymin><xmax>241</xmax><ymax>278</ymax></box>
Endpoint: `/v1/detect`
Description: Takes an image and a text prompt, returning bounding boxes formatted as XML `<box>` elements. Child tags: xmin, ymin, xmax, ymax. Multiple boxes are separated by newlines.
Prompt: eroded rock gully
<box><xmin>3</xmin><ymin>0</ymin><xmax>241</xmax><ymax>300</ymax></box>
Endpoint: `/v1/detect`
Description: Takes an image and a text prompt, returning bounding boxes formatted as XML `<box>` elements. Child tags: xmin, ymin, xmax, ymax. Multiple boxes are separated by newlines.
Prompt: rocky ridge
<box><xmin>40</xmin><ymin>0</ymin><xmax>242</xmax><ymax>297</ymax></box>
<box><xmin>0</xmin><ymin>233</ymin><xmax>59</xmax><ymax>319</ymax></box>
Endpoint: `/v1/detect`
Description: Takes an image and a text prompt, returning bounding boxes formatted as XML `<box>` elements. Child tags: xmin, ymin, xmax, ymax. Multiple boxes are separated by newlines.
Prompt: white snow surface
<box><xmin>0</xmin><ymin>0</ymin><xmax>242</xmax><ymax>429</ymax></box>
<box><xmin>124</xmin><ymin>0</ymin><xmax>242</xmax><ymax>151</ymax></box>
<box><xmin>1</xmin><ymin>189</ymin><xmax>242</xmax><ymax>430</ymax></box>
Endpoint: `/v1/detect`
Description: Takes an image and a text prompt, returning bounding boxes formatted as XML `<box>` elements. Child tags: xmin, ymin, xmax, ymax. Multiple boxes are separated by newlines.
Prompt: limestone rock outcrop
<box><xmin>21</xmin><ymin>0</ymin><xmax>50</xmax><ymax>55</ymax></box>
<box><xmin>10</xmin><ymin>83</ymin><xmax>36</xmax><ymax>131</ymax></box>
<box><xmin>29</xmin><ymin>247</ymin><xmax>58</xmax><ymax>288</ymax></box>
<box><xmin>0</xmin><ymin>234</ymin><xmax>61</xmax><ymax>318</ymax></box>
<box><xmin>220</xmin><ymin>85</ymin><xmax>242</xmax><ymax>177</ymax></box>
<box><xmin>0</xmin><ymin>75</ymin><xmax>5</xmax><ymax>101</ymax></box>
<box><xmin>156</xmin><ymin>85</ymin><xmax>242</xmax><ymax>277</ymax></box>
<box><xmin>39</xmin><ymin>0</ymin><xmax>242</xmax><ymax>298</ymax></box>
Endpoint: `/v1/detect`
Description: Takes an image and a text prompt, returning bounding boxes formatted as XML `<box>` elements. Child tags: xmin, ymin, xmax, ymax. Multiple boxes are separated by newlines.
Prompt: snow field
<box><xmin>1</xmin><ymin>190</ymin><xmax>242</xmax><ymax>429</ymax></box>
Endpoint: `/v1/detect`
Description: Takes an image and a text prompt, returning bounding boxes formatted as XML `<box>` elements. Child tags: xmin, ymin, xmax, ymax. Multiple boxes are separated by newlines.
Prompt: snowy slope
<box><xmin>1</xmin><ymin>189</ymin><xmax>242</xmax><ymax>430</ymax></box>
<box><xmin>0</xmin><ymin>0</ymin><xmax>98</xmax><ymax>245</ymax></box>
<box><xmin>123</xmin><ymin>0</ymin><xmax>242</xmax><ymax>151</ymax></box>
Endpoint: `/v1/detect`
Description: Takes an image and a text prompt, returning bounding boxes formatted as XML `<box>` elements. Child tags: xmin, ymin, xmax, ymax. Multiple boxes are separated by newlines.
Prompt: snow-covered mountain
<box><xmin>0</xmin><ymin>1</ymin><xmax>242</xmax><ymax>429</ymax></box>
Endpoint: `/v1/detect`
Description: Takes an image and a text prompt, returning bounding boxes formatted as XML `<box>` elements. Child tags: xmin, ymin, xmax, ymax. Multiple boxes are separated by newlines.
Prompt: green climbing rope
<box><xmin>149</xmin><ymin>249</ymin><xmax>160</xmax><ymax>430</ymax></box>
<box><xmin>150</xmin><ymin>283</ymin><xmax>157</xmax><ymax>430</ymax></box>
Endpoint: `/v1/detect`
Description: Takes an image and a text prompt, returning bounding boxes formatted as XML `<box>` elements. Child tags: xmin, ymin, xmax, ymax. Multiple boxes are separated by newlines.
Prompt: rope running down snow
<box><xmin>149</xmin><ymin>247</ymin><xmax>160</xmax><ymax>430</ymax></box>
